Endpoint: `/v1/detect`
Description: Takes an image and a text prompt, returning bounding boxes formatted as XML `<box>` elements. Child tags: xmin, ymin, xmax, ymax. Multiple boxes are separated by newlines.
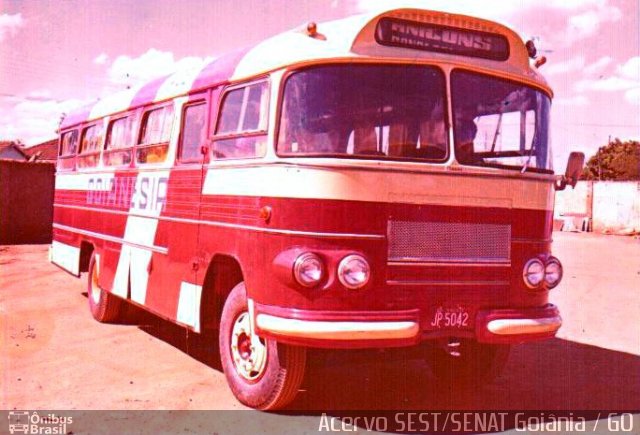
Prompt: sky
<box><xmin>0</xmin><ymin>0</ymin><xmax>638</xmax><ymax>170</ymax></box>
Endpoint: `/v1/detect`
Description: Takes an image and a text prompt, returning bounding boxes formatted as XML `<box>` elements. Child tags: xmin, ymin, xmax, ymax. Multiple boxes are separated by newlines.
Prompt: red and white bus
<box><xmin>51</xmin><ymin>8</ymin><xmax>584</xmax><ymax>410</ymax></box>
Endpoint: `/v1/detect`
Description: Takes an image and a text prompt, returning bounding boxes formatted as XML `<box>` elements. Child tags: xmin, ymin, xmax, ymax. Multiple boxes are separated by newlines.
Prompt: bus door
<box><xmin>141</xmin><ymin>91</ymin><xmax>211</xmax><ymax>331</ymax></box>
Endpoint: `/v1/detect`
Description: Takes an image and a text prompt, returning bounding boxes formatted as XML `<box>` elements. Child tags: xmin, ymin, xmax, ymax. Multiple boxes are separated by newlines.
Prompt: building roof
<box><xmin>23</xmin><ymin>139</ymin><xmax>58</xmax><ymax>162</ymax></box>
<box><xmin>60</xmin><ymin>8</ymin><xmax>547</xmax><ymax>131</ymax></box>
<box><xmin>0</xmin><ymin>141</ymin><xmax>29</xmax><ymax>160</ymax></box>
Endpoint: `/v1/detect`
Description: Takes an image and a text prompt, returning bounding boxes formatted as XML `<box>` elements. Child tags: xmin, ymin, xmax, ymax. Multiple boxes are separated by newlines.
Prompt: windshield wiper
<box><xmin>490</xmin><ymin>113</ymin><xmax>502</xmax><ymax>152</ymax></box>
<box><xmin>521</xmin><ymin>137</ymin><xmax>537</xmax><ymax>173</ymax></box>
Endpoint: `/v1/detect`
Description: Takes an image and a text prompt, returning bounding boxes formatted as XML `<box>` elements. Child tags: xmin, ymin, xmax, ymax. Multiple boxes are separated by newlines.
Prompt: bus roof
<box><xmin>60</xmin><ymin>8</ymin><xmax>549</xmax><ymax>130</ymax></box>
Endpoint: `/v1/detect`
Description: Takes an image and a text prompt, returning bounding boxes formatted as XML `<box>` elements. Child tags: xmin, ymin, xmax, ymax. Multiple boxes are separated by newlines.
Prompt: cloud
<box><xmin>0</xmin><ymin>13</ymin><xmax>23</xmax><ymax>41</ymax></box>
<box><xmin>0</xmin><ymin>96</ymin><xmax>88</xmax><ymax>145</ymax></box>
<box><xmin>573</xmin><ymin>56</ymin><xmax>640</xmax><ymax>105</ymax></box>
<box><xmin>93</xmin><ymin>53</ymin><xmax>109</xmax><ymax>65</ymax></box>
<box><xmin>554</xmin><ymin>95</ymin><xmax>589</xmax><ymax>106</ymax></box>
<box><xmin>356</xmin><ymin>0</ymin><xmax>525</xmax><ymax>20</ymax></box>
<box><xmin>544</xmin><ymin>56</ymin><xmax>585</xmax><ymax>76</ymax></box>
<box><xmin>583</xmin><ymin>56</ymin><xmax>613</xmax><ymax>76</ymax></box>
<box><xmin>575</xmin><ymin>76</ymin><xmax>638</xmax><ymax>92</ymax></box>
<box><xmin>617</xmin><ymin>56</ymin><xmax>640</xmax><ymax>80</ymax></box>
<box><xmin>625</xmin><ymin>87</ymin><xmax>640</xmax><ymax>106</ymax></box>
<box><xmin>105</xmin><ymin>49</ymin><xmax>213</xmax><ymax>87</ymax></box>
<box><xmin>565</xmin><ymin>5</ymin><xmax>621</xmax><ymax>45</ymax></box>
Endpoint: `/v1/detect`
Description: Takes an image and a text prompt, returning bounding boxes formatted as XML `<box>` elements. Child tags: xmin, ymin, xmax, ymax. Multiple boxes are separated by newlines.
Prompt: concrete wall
<box><xmin>555</xmin><ymin>180</ymin><xmax>640</xmax><ymax>233</ymax></box>
<box><xmin>0</xmin><ymin>159</ymin><xmax>55</xmax><ymax>244</ymax></box>
<box><xmin>592</xmin><ymin>182</ymin><xmax>640</xmax><ymax>233</ymax></box>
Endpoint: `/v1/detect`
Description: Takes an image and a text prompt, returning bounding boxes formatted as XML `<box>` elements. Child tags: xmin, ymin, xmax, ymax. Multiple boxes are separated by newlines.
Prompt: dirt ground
<box><xmin>1</xmin><ymin>232</ymin><xmax>639</xmax><ymax>432</ymax></box>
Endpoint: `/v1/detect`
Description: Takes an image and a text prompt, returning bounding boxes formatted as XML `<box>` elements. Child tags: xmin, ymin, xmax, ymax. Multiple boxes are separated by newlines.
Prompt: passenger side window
<box><xmin>60</xmin><ymin>130</ymin><xmax>78</xmax><ymax>156</ymax></box>
<box><xmin>179</xmin><ymin>103</ymin><xmax>206</xmax><ymax>162</ymax></box>
<box><xmin>137</xmin><ymin>105</ymin><xmax>174</xmax><ymax>164</ymax></box>
<box><xmin>77</xmin><ymin>124</ymin><xmax>103</xmax><ymax>168</ymax></box>
<box><xmin>57</xmin><ymin>130</ymin><xmax>79</xmax><ymax>171</ymax></box>
<box><xmin>104</xmin><ymin>116</ymin><xmax>134</xmax><ymax>166</ymax></box>
<box><xmin>213</xmin><ymin>81</ymin><xmax>268</xmax><ymax>160</ymax></box>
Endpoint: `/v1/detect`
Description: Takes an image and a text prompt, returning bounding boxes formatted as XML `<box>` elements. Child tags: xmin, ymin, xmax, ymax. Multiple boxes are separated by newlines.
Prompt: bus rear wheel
<box><xmin>219</xmin><ymin>282</ymin><xmax>306</xmax><ymax>410</ymax></box>
<box><xmin>423</xmin><ymin>339</ymin><xmax>510</xmax><ymax>387</ymax></box>
<box><xmin>87</xmin><ymin>252</ymin><xmax>126</xmax><ymax>323</ymax></box>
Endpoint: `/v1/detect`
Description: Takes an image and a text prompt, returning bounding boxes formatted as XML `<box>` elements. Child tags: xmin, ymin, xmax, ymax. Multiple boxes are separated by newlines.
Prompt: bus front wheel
<box><xmin>219</xmin><ymin>282</ymin><xmax>306</xmax><ymax>410</ymax></box>
<box><xmin>87</xmin><ymin>252</ymin><xmax>126</xmax><ymax>323</ymax></box>
<box><xmin>423</xmin><ymin>339</ymin><xmax>510</xmax><ymax>387</ymax></box>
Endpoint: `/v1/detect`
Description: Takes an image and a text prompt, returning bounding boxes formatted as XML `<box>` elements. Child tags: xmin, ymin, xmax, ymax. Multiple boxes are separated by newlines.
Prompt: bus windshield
<box><xmin>451</xmin><ymin>70</ymin><xmax>553</xmax><ymax>173</ymax></box>
<box><xmin>277</xmin><ymin>65</ymin><xmax>448</xmax><ymax>161</ymax></box>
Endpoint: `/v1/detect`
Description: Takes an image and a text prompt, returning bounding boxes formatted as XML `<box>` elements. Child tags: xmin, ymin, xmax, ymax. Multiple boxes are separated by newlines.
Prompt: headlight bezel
<box><xmin>292</xmin><ymin>252</ymin><xmax>325</xmax><ymax>288</ymax></box>
<box><xmin>523</xmin><ymin>258</ymin><xmax>545</xmax><ymax>289</ymax></box>
<box><xmin>337</xmin><ymin>254</ymin><xmax>370</xmax><ymax>290</ymax></box>
<box><xmin>544</xmin><ymin>256</ymin><xmax>563</xmax><ymax>289</ymax></box>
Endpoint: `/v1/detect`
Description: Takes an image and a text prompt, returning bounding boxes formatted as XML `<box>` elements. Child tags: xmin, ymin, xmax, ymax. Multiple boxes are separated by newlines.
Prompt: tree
<box><xmin>581</xmin><ymin>139</ymin><xmax>640</xmax><ymax>181</ymax></box>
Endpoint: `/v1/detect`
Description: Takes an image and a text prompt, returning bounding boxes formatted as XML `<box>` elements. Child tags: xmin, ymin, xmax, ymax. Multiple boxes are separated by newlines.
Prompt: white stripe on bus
<box><xmin>176</xmin><ymin>282</ymin><xmax>203</xmax><ymax>332</ymax></box>
<box><xmin>111</xmin><ymin>170</ymin><xmax>170</xmax><ymax>303</ymax></box>
<box><xmin>55</xmin><ymin>173</ymin><xmax>115</xmax><ymax>191</ymax></box>
<box><xmin>50</xmin><ymin>241</ymin><xmax>81</xmax><ymax>276</ymax></box>
<box><xmin>201</xmin><ymin>164</ymin><xmax>553</xmax><ymax>211</ymax></box>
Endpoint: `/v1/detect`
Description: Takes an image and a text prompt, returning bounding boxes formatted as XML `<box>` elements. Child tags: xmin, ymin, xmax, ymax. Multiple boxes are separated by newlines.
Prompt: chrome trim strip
<box><xmin>487</xmin><ymin>316</ymin><xmax>562</xmax><ymax>335</ymax></box>
<box><xmin>387</xmin><ymin>280</ymin><xmax>510</xmax><ymax>286</ymax></box>
<box><xmin>255</xmin><ymin>314</ymin><xmax>419</xmax><ymax>341</ymax></box>
<box><xmin>53</xmin><ymin>203</ymin><xmax>385</xmax><ymax>240</ymax></box>
<box><xmin>53</xmin><ymin>223</ymin><xmax>169</xmax><ymax>254</ymax></box>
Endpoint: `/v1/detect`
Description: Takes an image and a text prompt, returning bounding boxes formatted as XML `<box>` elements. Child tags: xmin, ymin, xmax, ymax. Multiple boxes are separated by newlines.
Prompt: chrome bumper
<box><xmin>486</xmin><ymin>316</ymin><xmax>562</xmax><ymax>335</ymax></box>
<box><xmin>255</xmin><ymin>314</ymin><xmax>420</xmax><ymax>341</ymax></box>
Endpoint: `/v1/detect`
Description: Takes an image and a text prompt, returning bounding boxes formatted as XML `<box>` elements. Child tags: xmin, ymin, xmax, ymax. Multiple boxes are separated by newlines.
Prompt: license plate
<box><xmin>429</xmin><ymin>306</ymin><xmax>470</xmax><ymax>329</ymax></box>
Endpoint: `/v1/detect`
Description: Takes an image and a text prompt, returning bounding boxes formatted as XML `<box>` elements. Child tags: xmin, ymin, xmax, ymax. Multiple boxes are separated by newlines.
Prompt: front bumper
<box><xmin>253</xmin><ymin>302</ymin><xmax>561</xmax><ymax>348</ymax></box>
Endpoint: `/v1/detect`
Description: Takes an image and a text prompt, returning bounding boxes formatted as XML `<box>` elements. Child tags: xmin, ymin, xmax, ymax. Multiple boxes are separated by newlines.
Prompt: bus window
<box><xmin>451</xmin><ymin>70</ymin><xmax>552</xmax><ymax>172</ymax></box>
<box><xmin>213</xmin><ymin>81</ymin><xmax>268</xmax><ymax>160</ymax></box>
<box><xmin>104</xmin><ymin>116</ymin><xmax>134</xmax><ymax>167</ymax></box>
<box><xmin>277</xmin><ymin>65</ymin><xmax>447</xmax><ymax>161</ymax></box>
<box><xmin>77</xmin><ymin>124</ymin><xmax>103</xmax><ymax>168</ymax></box>
<box><xmin>179</xmin><ymin>102</ymin><xmax>206</xmax><ymax>162</ymax></box>
<box><xmin>57</xmin><ymin>130</ymin><xmax>79</xmax><ymax>171</ymax></box>
<box><xmin>137</xmin><ymin>105</ymin><xmax>174</xmax><ymax>164</ymax></box>
<box><xmin>60</xmin><ymin>130</ymin><xmax>78</xmax><ymax>156</ymax></box>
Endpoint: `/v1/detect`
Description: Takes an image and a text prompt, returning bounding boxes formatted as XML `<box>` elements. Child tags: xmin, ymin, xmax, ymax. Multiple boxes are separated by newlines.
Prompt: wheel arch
<box><xmin>79</xmin><ymin>240</ymin><xmax>95</xmax><ymax>273</ymax></box>
<box><xmin>200</xmin><ymin>254</ymin><xmax>245</xmax><ymax>331</ymax></box>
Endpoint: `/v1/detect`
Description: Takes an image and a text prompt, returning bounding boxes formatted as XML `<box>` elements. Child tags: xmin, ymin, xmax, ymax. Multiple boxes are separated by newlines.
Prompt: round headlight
<box><xmin>523</xmin><ymin>258</ymin><xmax>545</xmax><ymax>289</ymax></box>
<box><xmin>293</xmin><ymin>253</ymin><xmax>324</xmax><ymax>288</ymax></box>
<box><xmin>338</xmin><ymin>254</ymin><xmax>370</xmax><ymax>289</ymax></box>
<box><xmin>544</xmin><ymin>257</ymin><xmax>563</xmax><ymax>288</ymax></box>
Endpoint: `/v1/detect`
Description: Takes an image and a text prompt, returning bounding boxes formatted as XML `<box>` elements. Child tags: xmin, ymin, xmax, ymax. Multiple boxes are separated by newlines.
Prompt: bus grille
<box><xmin>388</xmin><ymin>221</ymin><xmax>511</xmax><ymax>263</ymax></box>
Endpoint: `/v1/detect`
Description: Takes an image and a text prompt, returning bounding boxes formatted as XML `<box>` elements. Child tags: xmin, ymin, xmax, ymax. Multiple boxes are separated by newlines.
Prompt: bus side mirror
<box><xmin>556</xmin><ymin>152</ymin><xmax>585</xmax><ymax>190</ymax></box>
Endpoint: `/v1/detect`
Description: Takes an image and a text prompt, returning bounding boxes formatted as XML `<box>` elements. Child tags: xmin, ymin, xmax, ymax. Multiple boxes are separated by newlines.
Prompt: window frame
<box><xmin>177</xmin><ymin>100</ymin><xmax>207</xmax><ymax>164</ymax></box>
<box><xmin>274</xmin><ymin>62</ymin><xmax>450</xmax><ymax>163</ymax></box>
<box><xmin>77</xmin><ymin>122</ymin><xmax>104</xmax><ymax>169</ymax></box>
<box><xmin>57</xmin><ymin>129</ymin><xmax>79</xmax><ymax>171</ymax></box>
<box><xmin>450</xmin><ymin>67</ymin><xmax>554</xmax><ymax>174</ymax></box>
<box><xmin>211</xmin><ymin>78</ymin><xmax>270</xmax><ymax>161</ymax></box>
<box><xmin>136</xmin><ymin>103</ymin><xmax>175</xmax><ymax>165</ymax></box>
<box><xmin>103</xmin><ymin>115</ymin><xmax>135</xmax><ymax>168</ymax></box>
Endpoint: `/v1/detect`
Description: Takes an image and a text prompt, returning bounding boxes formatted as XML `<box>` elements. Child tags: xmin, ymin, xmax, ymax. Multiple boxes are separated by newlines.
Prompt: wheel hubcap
<box><xmin>230</xmin><ymin>311</ymin><xmax>267</xmax><ymax>381</ymax></box>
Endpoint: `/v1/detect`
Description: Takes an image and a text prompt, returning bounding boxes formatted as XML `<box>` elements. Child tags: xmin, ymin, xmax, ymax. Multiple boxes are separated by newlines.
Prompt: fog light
<box><xmin>544</xmin><ymin>257</ymin><xmax>563</xmax><ymax>288</ymax></box>
<box><xmin>293</xmin><ymin>253</ymin><xmax>324</xmax><ymax>287</ymax></box>
<box><xmin>523</xmin><ymin>258</ymin><xmax>545</xmax><ymax>289</ymax></box>
<box><xmin>338</xmin><ymin>254</ymin><xmax>370</xmax><ymax>289</ymax></box>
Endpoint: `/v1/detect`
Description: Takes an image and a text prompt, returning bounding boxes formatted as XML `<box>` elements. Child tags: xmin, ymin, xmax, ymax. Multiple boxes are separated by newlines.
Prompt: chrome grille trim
<box><xmin>388</xmin><ymin>220</ymin><xmax>511</xmax><ymax>262</ymax></box>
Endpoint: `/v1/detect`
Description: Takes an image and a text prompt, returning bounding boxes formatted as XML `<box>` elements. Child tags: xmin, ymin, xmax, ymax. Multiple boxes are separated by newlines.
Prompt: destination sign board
<box><xmin>375</xmin><ymin>17</ymin><xmax>510</xmax><ymax>61</ymax></box>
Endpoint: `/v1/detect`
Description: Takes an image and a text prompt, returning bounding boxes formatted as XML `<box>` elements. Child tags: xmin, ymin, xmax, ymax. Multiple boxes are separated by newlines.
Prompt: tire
<box><xmin>87</xmin><ymin>251</ymin><xmax>126</xmax><ymax>323</ymax></box>
<box><xmin>424</xmin><ymin>339</ymin><xmax>510</xmax><ymax>387</ymax></box>
<box><xmin>219</xmin><ymin>282</ymin><xmax>306</xmax><ymax>410</ymax></box>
